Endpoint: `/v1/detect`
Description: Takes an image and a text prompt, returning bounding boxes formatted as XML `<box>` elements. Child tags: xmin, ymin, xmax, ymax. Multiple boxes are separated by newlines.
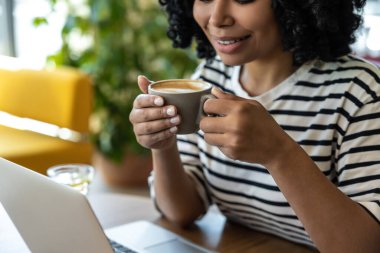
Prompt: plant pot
<box><xmin>92</xmin><ymin>150</ymin><xmax>153</xmax><ymax>187</ymax></box>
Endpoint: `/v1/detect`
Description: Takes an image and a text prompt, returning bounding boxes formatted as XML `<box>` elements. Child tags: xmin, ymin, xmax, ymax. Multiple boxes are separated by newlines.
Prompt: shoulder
<box><xmin>310</xmin><ymin>55</ymin><xmax>380</xmax><ymax>78</ymax></box>
<box><xmin>308</xmin><ymin>55</ymin><xmax>380</xmax><ymax>104</ymax></box>
<box><xmin>318</xmin><ymin>55</ymin><xmax>379</xmax><ymax>82</ymax></box>
<box><xmin>330</xmin><ymin>54</ymin><xmax>378</xmax><ymax>74</ymax></box>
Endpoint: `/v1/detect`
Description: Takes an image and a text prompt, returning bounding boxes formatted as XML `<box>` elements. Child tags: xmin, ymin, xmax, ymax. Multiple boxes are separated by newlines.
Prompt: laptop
<box><xmin>0</xmin><ymin>158</ymin><xmax>214</xmax><ymax>253</ymax></box>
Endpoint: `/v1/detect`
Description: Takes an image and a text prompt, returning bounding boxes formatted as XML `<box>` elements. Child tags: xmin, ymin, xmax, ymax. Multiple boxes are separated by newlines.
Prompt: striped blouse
<box><xmin>149</xmin><ymin>55</ymin><xmax>380</xmax><ymax>247</ymax></box>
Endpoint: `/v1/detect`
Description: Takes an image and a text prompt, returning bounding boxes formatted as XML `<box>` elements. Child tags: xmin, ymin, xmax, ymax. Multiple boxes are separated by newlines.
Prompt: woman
<box><xmin>129</xmin><ymin>0</ymin><xmax>380</xmax><ymax>252</ymax></box>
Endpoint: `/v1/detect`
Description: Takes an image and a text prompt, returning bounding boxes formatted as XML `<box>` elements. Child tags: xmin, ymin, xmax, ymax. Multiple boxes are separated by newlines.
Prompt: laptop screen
<box><xmin>0</xmin><ymin>158</ymin><xmax>114</xmax><ymax>253</ymax></box>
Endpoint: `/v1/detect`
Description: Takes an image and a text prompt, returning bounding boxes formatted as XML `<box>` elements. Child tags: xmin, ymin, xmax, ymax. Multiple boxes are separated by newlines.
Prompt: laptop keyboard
<box><xmin>108</xmin><ymin>238</ymin><xmax>138</xmax><ymax>253</ymax></box>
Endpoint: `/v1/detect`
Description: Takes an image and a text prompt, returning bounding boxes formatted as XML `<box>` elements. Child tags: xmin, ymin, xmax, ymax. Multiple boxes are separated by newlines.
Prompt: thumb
<box><xmin>137</xmin><ymin>75</ymin><xmax>153</xmax><ymax>94</ymax></box>
<box><xmin>211</xmin><ymin>87</ymin><xmax>242</xmax><ymax>101</ymax></box>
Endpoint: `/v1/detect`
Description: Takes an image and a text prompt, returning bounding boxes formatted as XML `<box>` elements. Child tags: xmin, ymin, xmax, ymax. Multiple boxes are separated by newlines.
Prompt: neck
<box><xmin>239</xmin><ymin>52</ymin><xmax>296</xmax><ymax>96</ymax></box>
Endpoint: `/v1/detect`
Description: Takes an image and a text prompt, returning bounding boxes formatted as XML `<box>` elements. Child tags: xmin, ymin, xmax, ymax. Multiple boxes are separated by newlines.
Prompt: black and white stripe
<box><xmin>149</xmin><ymin>55</ymin><xmax>380</xmax><ymax>248</ymax></box>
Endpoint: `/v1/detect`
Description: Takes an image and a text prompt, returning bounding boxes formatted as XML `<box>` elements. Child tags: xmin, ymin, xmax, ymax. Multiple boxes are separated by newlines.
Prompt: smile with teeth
<box><xmin>217</xmin><ymin>35</ymin><xmax>250</xmax><ymax>45</ymax></box>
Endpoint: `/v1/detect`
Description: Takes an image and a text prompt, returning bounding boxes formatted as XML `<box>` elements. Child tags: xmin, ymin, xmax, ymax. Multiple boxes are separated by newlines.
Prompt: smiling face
<box><xmin>193</xmin><ymin>0</ymin><xmax>284</xmax><ymax>66</ymax></box>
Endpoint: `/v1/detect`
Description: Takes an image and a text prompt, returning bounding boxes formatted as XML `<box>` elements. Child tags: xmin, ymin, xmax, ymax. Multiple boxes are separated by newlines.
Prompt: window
<box><xmin>0</xmin><ymin>0</ymin><xmax>65</xmax><ymax>68</ymax></box>
<box><xmin>352</xmin><ymin>0</ymin><xmax>380</xmax><ymax>64</ymax></box>
<box><xmin>13</xmin><ymin>0</ymin><xmax>65</xmax><ymax>67</ymax></box>
<box><xmin>366</xmin><ymin>0</ymin><xmax>380</xmax><ymax>16</ymax></box>
<box><xmin>0</xmin><ymin>0</ymin><xmax>15</xmax><ymax>56</ymax></box>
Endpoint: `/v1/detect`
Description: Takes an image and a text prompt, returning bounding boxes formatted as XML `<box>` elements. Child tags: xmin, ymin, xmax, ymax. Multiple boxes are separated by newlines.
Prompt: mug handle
<box><xmin>196</xmin><ymin>94</ymin><xmax>217</xmax><ymax>125</ymax></box>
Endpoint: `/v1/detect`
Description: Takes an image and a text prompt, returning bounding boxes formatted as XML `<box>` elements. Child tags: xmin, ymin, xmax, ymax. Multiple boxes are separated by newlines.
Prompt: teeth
<box><xmin>218</xmin><ymin>39</ymin><xmax>239</xmax><ymax>45</ymax></box>
<box><xmin>217</xmin><ymin>36</ymin><xmax>248</xmax><ymax>45</ymax></box>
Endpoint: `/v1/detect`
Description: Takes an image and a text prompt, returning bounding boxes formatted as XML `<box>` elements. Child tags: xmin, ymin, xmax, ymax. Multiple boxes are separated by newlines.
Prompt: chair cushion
<box><xmin>0</xmin><ymin>125</ymin><xmax>92</xmax><ymax>174</ymax></box>
<box><xmin>0</xmin><ymin>68</ymin><xmax>92</xmax><ymax>132</ymax></box>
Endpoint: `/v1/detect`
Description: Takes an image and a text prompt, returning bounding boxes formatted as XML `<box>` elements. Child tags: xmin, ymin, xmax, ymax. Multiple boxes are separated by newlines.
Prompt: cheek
<box><xmin>243</xmin><ymin>14</ymin><xmax>281</xmax><ymax>43</ymax></box>
<box><xmin>193</xmin><ymin>4</ymin><xmax>208</xmax><ymax>28</ymax></box>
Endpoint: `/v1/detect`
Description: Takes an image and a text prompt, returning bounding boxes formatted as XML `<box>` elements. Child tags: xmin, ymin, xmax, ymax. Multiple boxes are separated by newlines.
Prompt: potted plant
<box><xmin>34</xmin><ymin>0</ymin><xmax>198</xmax><ymax>186</ymax></box>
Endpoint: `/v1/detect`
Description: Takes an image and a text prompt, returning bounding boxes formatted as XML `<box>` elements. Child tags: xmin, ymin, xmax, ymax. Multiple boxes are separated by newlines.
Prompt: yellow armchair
<box><xmin>0</xmin><ymin>67</ymin><xmax>93</xmax><ymax>174</ymax></box>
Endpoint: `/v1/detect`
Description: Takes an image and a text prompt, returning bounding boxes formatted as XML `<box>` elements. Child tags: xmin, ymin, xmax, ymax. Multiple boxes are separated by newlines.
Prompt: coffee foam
<box><xmin>151</xmin><ymin>81</ymin><xmax>207</xmax><ymax>93</ymax></box>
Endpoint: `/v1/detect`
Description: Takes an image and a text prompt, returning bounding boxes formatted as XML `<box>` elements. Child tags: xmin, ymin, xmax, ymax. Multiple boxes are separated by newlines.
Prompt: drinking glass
<box><xmin>47</xmin><ymin>164</ymin><xmax>95</xmax><ymax>195</ymax></box>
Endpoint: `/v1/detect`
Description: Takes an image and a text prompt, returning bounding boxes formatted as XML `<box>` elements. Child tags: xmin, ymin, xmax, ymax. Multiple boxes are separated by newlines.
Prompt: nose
<box><xmin>208</xmin><ymin>1</ymin><xmax>234</xmax><ymax>27</ymax></box>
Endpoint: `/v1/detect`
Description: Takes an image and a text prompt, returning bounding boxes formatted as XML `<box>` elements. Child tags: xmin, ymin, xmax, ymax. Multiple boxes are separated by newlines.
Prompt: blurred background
<box><xmin>353</xmin><ymin>0</ymin><xmax>380</xmax><ymax>65</ymax></box>
<box><xmin>0</xmin><ymin>0</ymin><xmax>379</xmax><ymax>194</ymax></box>
<box><xmin>0</xmin><ymin>0</ymin><xmax>200</xmax><ymax>194</ymax></box>
<box><xmin>1</xmin><ymin>0</ymin><xmax>380</xmax><ymax>66</ymax></box>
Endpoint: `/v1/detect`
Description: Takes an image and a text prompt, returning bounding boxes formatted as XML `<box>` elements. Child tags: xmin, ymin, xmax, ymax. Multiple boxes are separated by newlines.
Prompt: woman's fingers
<box><xmin>131</xmin><ymin>75</ymin><xmax>181</xmax><ymax>149</ymax></box>
<box><xmin>204</xmin><ymin>88</ymin><xmax>253</xmax><ymax>116</ymax></box>
<box><xmin>134</xmin><ymin>116</ymin><xmax>180</xmax><ymax>135</ymax></box>
<box><xmin>200</xmin><ymin>116</ymin><xmax>226</xmax><ymax>133</ymax></box>
<box><xmin>131</xmin><ymin>105</ymin><xmax>178</xmax><ymax>123</ymax></box>
<box><xmin>133</xmin><ymin>94</ymin><xmax>164</xmax><ymax>109</ymax></box>
<box><xmin>203</xmin><ymin>98</ymin><xmax>239</xmax><ymax>116</ymax></box>
<box><xmin>211</xmin><ymin>87</ymin><xmax>244</xmax><ymax>101</ymax></box>
<box><xmin>137</xmin><ymin>127</ymin><xmax>178</xmax><ymax>147</ymax></box>
<box><xmin>203</xmin><ymin>132</ymin><xmax>228</xmax><ymax>147</ymax></box>
<box><xmin>130</xmin><ymin>94</ymin><xmax>173</xmax><ymax>123</ymax></box>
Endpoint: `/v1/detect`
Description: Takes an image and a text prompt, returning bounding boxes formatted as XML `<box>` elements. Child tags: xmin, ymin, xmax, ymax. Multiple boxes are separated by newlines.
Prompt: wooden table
<box><xmin>0</xmin><ymin>193</ymin><xmax>317</xmax><ymax>253</ymax></box>
<box><xmin>87</xmin><ymin>193</ymin><xmax>317</xmax><ymax>253</ymax></box>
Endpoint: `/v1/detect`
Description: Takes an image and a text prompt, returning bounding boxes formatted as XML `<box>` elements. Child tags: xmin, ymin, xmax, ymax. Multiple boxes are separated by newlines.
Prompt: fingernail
<box><xmin>154</xmin><ymin>97</ymin><xmax>164</xmax><ymax>106</ymax></box>
<box><xmin>138</xmin><ymin>75</ymin><xmax>146</xmax><ymax>81</ymax></box>
<box><xmin>170</xmin><ymin>116</ymin><xmax>180</xmax><ymax>124</ymax></box>
<box><xmin>138</xmin><ymin>75</ymin><xmax>153</xmax><ymax>83</ymax></box>
<box><xmin>167</xmin><ymin>107</ymin><xmax>176</xmax><ymax>116</ymax></box>
<box><xmin>212</xmin><ymin>87</ymin><xmax>223</xmax><ymax>93</ymax></box>
<box><xmin>169</xmin><ymin>126</ymin><xmax>178</xmax><ymax>133</ymax></box>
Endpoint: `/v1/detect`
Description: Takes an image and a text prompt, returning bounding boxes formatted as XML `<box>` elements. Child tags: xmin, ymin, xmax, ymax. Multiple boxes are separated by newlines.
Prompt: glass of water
<box><xmin>47</xmin><ymin>164</ymin><xmax>95</xmax><ymax>195</ymax></box>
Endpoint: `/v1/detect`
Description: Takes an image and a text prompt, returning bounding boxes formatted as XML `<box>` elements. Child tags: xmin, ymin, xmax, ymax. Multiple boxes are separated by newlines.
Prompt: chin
<box><xmin>218</xmin><ymin>54</ymin><xmax>253</xmax><ymax>66</ymax></box>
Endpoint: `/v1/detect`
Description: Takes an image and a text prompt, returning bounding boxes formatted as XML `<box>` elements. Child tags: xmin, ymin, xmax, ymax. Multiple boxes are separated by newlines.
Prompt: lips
<box><xmin>216</xmin><ymin>35</ymin><xmax>251</xmax><ymax>45</ymax></box>
<box><xmin>212</xmin><ymin>34</ymin><xmax>251</xmax><ymax>54</ymax></box>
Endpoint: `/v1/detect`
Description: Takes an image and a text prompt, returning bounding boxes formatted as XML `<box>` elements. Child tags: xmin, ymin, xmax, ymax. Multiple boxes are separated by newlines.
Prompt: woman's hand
<box><xmin>200</xmin><ymin>88</ymin><xmax>293</xmax><ymax>166</ymax></box>
<box><xmin>129</xmin><ymin>75</ymin><xmax>181</xmax><ymax>150</ymax></box>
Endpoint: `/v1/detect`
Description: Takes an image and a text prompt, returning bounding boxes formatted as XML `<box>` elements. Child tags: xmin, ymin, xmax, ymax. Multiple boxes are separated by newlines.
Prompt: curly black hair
<box><xmin>158</xmin><ymin>0</ymin><xmax>366</xmax><ymax>66</ymax></box>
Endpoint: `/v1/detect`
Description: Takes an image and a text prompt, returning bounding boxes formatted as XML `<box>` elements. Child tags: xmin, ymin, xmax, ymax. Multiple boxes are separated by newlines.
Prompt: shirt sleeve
<box><xmin>336</xmin><ymin>98</ymin><xmax>380</xmax><ymax>223</ymax></box>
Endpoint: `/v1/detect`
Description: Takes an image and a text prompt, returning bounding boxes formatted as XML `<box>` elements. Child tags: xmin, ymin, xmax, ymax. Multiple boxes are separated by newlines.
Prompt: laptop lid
<box><xmin>0</xmin><ymin>158</ymin><xmax>114</xmax><ymax>253</ymax></box>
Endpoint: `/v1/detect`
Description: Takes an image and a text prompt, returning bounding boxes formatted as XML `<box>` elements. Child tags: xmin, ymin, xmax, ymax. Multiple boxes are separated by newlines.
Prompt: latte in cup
<box><xmin>150</xmin><ymin>81</ymin><xmax>207</xmax><ymax>93</ymax></box>
<box><xmin>148</xmin><ymin>79</ymin><xmax>214</xmax><ymax>134</ymax></box>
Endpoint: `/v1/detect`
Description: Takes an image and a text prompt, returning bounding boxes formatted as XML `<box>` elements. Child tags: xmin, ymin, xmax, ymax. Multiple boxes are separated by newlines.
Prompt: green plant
<box><xmin>35</xmin><ymin>0</ymin><xmax>198</xmax><ymax>162</ymax></box>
